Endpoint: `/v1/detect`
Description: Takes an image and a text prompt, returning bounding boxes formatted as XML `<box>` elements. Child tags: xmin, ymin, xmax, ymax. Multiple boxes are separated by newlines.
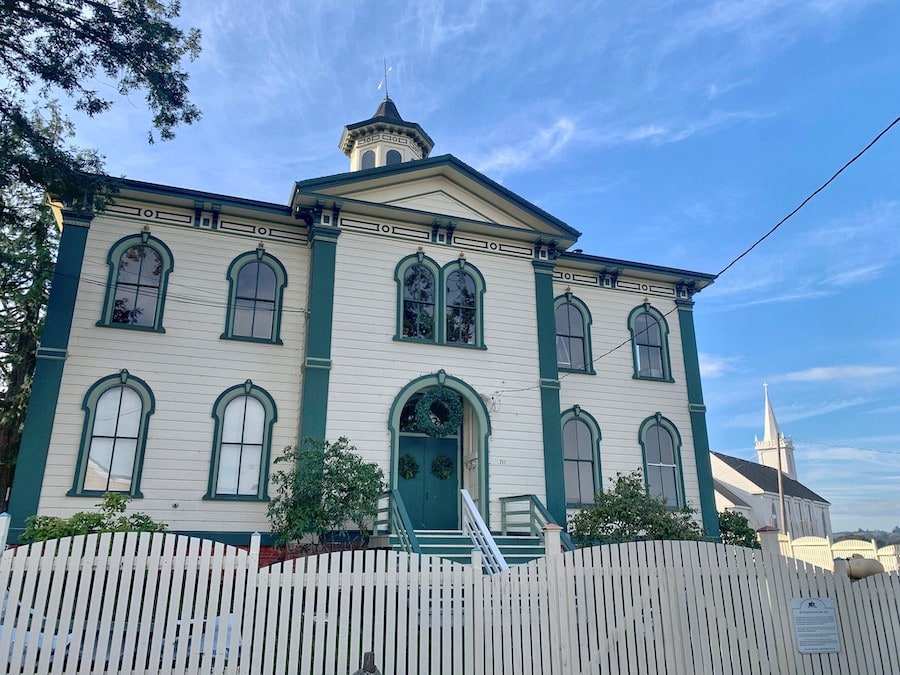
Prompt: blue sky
<box><xmin>66</xmin><ymin>1</ymin><xmax>900</xmax><ymax>532</ymax></box>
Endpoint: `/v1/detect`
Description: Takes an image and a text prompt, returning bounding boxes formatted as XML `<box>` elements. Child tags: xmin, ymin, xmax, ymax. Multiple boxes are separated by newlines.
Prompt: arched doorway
<box><xmin>388</xmin><ymin>370</ymin><xmax>491</xmax><ymax>529</ymax></box>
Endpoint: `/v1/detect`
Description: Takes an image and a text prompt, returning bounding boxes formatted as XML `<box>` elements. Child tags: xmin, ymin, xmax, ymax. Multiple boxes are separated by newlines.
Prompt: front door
<box><xmin>397</xmin><ymin>435</ymin><xmax>459</xmax><ymax>530</ymax></box>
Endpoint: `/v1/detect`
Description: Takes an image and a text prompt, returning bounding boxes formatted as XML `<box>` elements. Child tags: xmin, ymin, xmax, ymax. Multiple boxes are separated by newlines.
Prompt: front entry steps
<box><xmin>389</xmin><ymin>530</ymin><xmax>545</xmax><ymax>566</ymax></box>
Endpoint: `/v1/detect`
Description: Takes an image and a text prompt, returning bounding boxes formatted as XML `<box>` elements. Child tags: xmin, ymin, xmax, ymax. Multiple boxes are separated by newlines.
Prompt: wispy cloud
<box><xmin>724</xmin><ymin>397</ymin><xmax>869</xmax><ymax>428</ymax></box>
<box><xmin>474</xmin><ymin>118</ymin><xmax>576</xmax><ymax>175</ymax></box>
<box><xmin>699</xmin><ymin>353</ymin><xmax>741</xmax><ymax>378</ymax></box>
<box><xmin>771</xmin><ymin>366</ymin><xmax>899</xmax><ymax>383</ymax></box>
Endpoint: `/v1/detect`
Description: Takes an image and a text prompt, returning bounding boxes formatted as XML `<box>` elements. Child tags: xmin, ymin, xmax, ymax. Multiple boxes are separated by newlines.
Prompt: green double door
<box><xmin>397</xmin><ymin>435</ymin><xmax>459</xmax><ymax>530</ymax></box>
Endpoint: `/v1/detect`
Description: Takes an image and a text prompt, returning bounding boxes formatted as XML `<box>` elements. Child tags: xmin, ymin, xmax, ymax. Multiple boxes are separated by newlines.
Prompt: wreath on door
<box><xmin>431</xmin><ymin>454</ymin><xmax>454</xmax><ymax>480</ymax></box>
<box><xmin>398</xmin><ymin>454</ymin><xmax>419</xmax><ymax>480</ymax></box>
<box><xmin>415</xmin><ymin>387</ymin><xmax>463</xmax><ymax>437</ymax></box>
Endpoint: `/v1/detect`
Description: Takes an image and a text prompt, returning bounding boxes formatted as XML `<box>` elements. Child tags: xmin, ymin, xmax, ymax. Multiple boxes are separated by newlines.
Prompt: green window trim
<box><xmin>394</xmin><ymin>253</ymin><xmax>487</xmax><ymax>348</ymax></box>
<box><xmin>68</xmin><ymin>370</ymin><xmax>155</xmax><ymax>498</ymax></box>
<box><xmin>554</xmin><ymin>293</ymin><xmax>595</xmax><ymax>374</ymax></box>
<box><xmin>97</xmin><ymin>231</ymin><xmax>174</xmax><ymax>333</ymax></box>
<box><xmin>204</xmin><ymin>380</ymin><xmax>277</xmax><ymax>502</ymax></box>
<box><xmin>561</xmin><ymin>406</ymin><xmax>602</xmax><ymax>507</ymax></box>
<box><xmin>638</xmin><ymin>413</ymin><xmax>686</xmax><ymax>510</ymax></box>
<box><xmin>221</xmin><ymin>248</ymin><xmax>288</xmax><ymax>345</ymax></box>
<box><xmin>627</xmin><ymin>303</ymin><xmax>674</xmax><ymax>382</ymax></box>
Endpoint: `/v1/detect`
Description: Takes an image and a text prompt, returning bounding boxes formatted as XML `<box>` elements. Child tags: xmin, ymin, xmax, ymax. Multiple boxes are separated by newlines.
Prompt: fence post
<box><xmin>757</xmin><ymin>525</ymin><xmax>780</xmax><ymax>559</ymax></box>
<box><xmin>250</xmin><ymin>531</ymin><xmax>261</xmax><ymax>568</ymax></box>
<box><xmin>542</xmin><ymin>524</ymin><xmax>562</xmax><ymax>555</ymax></box>
<box><xmin>0</xmin><ymin>512</ymin><xmax>9</xmax><ymax>550</ymax></box>
<box><xmin>471</xmin><ymin>547</ymin><xmax>483</xmax><ymax>573</ymax></box>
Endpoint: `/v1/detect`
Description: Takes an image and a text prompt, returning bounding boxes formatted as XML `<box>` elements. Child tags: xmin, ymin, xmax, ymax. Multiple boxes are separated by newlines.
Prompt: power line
<box><xmin>794</xmin><ymin>438</ymin><xmax>900</xmax><ymax>457</ymax></box>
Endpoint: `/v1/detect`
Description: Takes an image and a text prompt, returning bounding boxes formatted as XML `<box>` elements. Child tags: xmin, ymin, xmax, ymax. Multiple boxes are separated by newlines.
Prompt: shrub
<box><xmin>267</xmin><ymin>437</ymin><xmax>386</xmax><ymax>550</ymax></box>
<box><xmin>568</xmin><ymin>470</ymin><xmax>703</xmax><ymax>546</ymax></box>
<box><xmin>21</xmin><ymin>493</ymin><xmax>167</xmax><ymax>543</ymax></box>
<box><xmin>718</xmin><ymin>510</ymin><xmax>760</xmax><ymax>548</ymax></box>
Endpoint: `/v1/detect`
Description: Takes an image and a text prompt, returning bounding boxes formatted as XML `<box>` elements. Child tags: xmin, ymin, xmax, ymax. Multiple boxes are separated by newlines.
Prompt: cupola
<box><xmin>339</xmin><ymin>96</ymin><xmax>434</xmax><ymax>171</ymax></box>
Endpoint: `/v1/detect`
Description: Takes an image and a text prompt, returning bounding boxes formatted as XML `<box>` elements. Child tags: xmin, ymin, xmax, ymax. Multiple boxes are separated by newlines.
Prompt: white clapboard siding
<box><xmin>2</xmin><ymin>531</ymin><xmax>900</xmax><ymax>674</ymax></box>
<box><xmin>40</xmin><ymin>212</ymin><xmax>308</xmax><ymax>532</ymax></box>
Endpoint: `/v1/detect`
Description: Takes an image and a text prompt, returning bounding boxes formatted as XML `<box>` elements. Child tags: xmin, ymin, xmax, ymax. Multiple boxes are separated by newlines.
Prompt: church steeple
<box><xmin>755</xmin><ymin>384</ymin><xmax>797</xmax><ymax>479</ymax></box>
<box><xmin>339</xmin><ymin>96</ymin><xmax>434</xmax><ymax>172</ymax></box>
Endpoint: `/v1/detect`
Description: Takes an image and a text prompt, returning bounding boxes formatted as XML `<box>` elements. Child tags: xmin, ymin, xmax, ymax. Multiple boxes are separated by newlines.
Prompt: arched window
<box><xmin>555</xmin><ymin>294</ymin><xmax>594</xmax><ymax>373</ymax></box>
<box><xmin>68</xmin><ymin>370</ymin><xmax>154</xmax><ymax>497</ymax></box>
<box><xmin>443</xmin><ymin>260</ymin><xmax>486</xmax><ymax>348</ymax></box>
<box><xmin>386</xmin><ymin>149</ymin><xmax>402</xmax><ymax>165</ymax></box>
<box><xmin>628</xmin><ymin>303</ymin><xmax>672</xmax><ymax>381</ymax></box>
<box><xmin>361</xmin><ymin>150</ymin><xmax>376</xmax><ymax>169</ymax></box>
<box><xmin>98</xmin><ymin>232</ymin><xmax>174</xmax><ymax>332</ymax></box>
<box><xmin>395</xmin><ymin>253</ymin><xmax>440</xmax><ymax>342</ymax></box>
<box><xmin>562</xmin><ymin>407</ymin><xmax>601</xmax><ymax>506</ymax></box>
<box><xmin>639</xmin><ymin>414</ymin><xmax>684</xmax><ymax>508</ymax></box>
<box><xmin>205</xmin><ymin>381</ymin><xmax>277</xmax><ymax>501</ymax></box>
<box><xmin>222</xmin><ymin>249</ymin><xmax>287</xmax><ymax>344</ymax></box>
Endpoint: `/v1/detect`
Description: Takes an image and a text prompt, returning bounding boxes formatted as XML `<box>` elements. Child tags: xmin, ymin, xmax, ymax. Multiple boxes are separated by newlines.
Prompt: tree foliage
<box><xmin>568</xmin><ymin>470</ymin><xmax>703</xmax><ymax>546</ymax></box>
<box><xmin>20</xmin><ymin>492</ymin><xmax>167</xmax><ymax>543</ymax></box>
<box><xmin>267</xmin><ymin>438</ymin><xmax>387</xmax><ymax>550</ymax></box>
<box><xmin>717</xmin><ymin>510</ymin><xmax>760</xmax><ymax>548</ymax></box>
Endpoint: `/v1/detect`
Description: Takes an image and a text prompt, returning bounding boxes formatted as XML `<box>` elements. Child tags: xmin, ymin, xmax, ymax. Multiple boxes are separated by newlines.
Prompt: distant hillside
<box><xmin>835</xmin><ymin>527</ymin><xmax>900</xmax><ymax>548</ymax></box>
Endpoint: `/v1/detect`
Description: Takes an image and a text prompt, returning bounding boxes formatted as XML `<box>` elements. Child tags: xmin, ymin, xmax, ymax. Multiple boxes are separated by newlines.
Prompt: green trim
<box><xmin>394</xmin><ymin>252</ymin><xmax>440</xmax><ymax>343</ymax></box>
<box><xmin>388</xmin><ymin>371</ymin><xmax>491</xmax><ymax>523</ymax></box>
<box><xmin>68</xmin><ymin>370</ymin><xmax>155</xmax><ymax>498</ymax></box>
<box><xmin>553</xmin><ymin>293</ymin><xmax>596</xmax><ymax>375</ymax></box>
<box><xmin>627</xmin><ymin>303</ymin><xmax>675</xmax><ymax>382</ymax></box>
<box><xmin>533</xmin><ymin>260</ymin><xmax>566</xmax><ymax>524</ymax></box>
<box><xmin>117</xmin><ymin>177</ymin><xmax>294</xmax><ymax>217</ymax></box>
<box><xmin>561</xmin><ymin>407</ymin><xmax>602</xmax><ymax>507</ymax></box>
<box><xmin>204</xmin><ymin>380</ymin><xmax>277</xmax><ymax>501</ymax></box>
<box><xmin>221</xmin><ymin>248</ymin><xmax>288</xmax><ymax>344</ymax></box>
<box><xmin>442</xmin><ymin>259</ymin><xmax>486</xmax><ymax>349</ymax></box>
<box><xmin>559</xmin><ymin>250</ymin><xmax>716</xmax><ymax>285</ymax></box>
<box><xmin>97</xmin><ymin>232</ymin><xmax>174</xmax><ymax>332</ymax></box>
<box><xmin>298</xmin><ymin>224</ymin><xmax>341</xmax><ymax>442</ymax></box>
<box><xmin>677</xmin><ymin>299</ymin><xmax>720</xmax><ymax>538</ymax></box>
<box><xmin>171</xmin><ymin>530</ymin><xmax>277</xmax><ymax>546</ymax></box>
<box><xmin>8</xmin><ymin>216</ymin><xmax>90</xmax><ymax>534</ymax></box>
<box><xmin>638</xmin><ymin>413</ymin><xmax>687</xmax><ymax>510</ymax></box>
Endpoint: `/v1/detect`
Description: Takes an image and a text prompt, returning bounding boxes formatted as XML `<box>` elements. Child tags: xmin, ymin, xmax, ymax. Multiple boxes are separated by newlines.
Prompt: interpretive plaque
<box><xmin>791</xmin><ymin>597</ymin><xmax>841</xmax><ymax>654</ymax></box>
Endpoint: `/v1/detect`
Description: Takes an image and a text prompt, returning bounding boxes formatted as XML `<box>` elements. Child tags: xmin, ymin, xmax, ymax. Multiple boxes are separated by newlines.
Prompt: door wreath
<box><xmin>415</xmin><ymin>387</ymin><xmax>463</xmax><ymax>437</ymax></box>
<box><xmin>398</xmin><ymin>454</ymin><xmax>420</xmax><ymax>479</ymax></box>
<box><xmin>431</xmin><ymin>454</ymin><xmax>454</xmax><ymax>480</ymax></box>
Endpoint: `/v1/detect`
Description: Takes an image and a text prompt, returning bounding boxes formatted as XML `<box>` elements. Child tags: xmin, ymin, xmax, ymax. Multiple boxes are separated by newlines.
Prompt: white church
<box><xmin>9</xmin><ymin>97</ymin><xmax>722</xmax><ymax>544</ymax></box>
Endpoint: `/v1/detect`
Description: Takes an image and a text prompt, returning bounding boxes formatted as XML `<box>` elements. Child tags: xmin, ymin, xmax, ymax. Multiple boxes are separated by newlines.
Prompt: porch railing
<box><xmin>374</xmin><ymin>490</ymin><xmax>421</xmax><ymax>554</ymax></box>
<box><xmin>461</xmin><ymin>489</ymin><xmax>508</xmax><ymax>574</ymax></box>
<box><xmin>499</xmin><ymin>494</ymin><xmax>575</xmax><ymax>551</ymax></box>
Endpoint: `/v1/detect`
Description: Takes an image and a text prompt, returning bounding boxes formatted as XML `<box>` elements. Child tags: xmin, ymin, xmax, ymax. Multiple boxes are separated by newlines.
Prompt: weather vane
<box><xmin>377</xmin><ymin>58</ymin><xmax>392</xmax><ymax>97</ymax></box>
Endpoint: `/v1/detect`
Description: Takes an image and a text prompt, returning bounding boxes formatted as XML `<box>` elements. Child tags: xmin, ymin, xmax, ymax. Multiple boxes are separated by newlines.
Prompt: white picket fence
<box><xmin>1</xmin><ymin>531</ymin><xmax>900</xmax><ymax>674</ymax></box>
<box><xmin>780</xmin><ymin>533</ymin><xmax>900</xmax><ymax>572</ymax></box>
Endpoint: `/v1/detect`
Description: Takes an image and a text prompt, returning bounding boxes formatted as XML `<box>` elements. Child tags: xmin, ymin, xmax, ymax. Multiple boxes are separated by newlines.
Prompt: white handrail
<box><xmin>460</xmin><ymin>489</ymin><xmax>508</xmax><ymax>574</ymax></box>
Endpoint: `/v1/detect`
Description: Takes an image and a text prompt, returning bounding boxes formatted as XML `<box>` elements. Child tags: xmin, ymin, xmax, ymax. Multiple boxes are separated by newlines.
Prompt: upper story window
<box><xmin>361</xmin><ymin>150</ymin><xmax>376</xmax><ymax>169</ymax></box>
<box><xmin>222</xmin><ymin>249</ymin><xmax>287</xmax><ymax>344</ymax></box>
<box><xmin>68</xmin><ymin>370</ymin><xmax>154</xmax><ymax>497</ymax></box>
<box><xmin>394</xmin><ymin>253</ymin><xmax>486</xmax><ymax>349</ymax></box>
<box><xmin>205</xmin><ymin>380</ymin><xmax>277</xmax><ymax>501</ymax></box>
<box><xmin>562</xmin><ymin>407</ymin><xmax>601</xmax><ymax>507</ymax></box>
<box><xmin>628</xmin><ymin>303</ymin><xmax>673</xmax><ymax>381</ymax></box>
<box><xmin>639</xmin><ymin>413</ymin><xmax>684</xmax><ymax>509</ymax></box>
<box><xmin>386</xmin><ymin>149</ymin><xmax>402</xmax><ymax>165</ymax></box>
<box><xmin>555</xmin><ymin>294</ymin><xmax>594</xmax><ymax>373</ymax></box>
<box><xmin>97</xmin><ymin>232</ymin><xmax>174</xmax><ymax>332</ymax></box>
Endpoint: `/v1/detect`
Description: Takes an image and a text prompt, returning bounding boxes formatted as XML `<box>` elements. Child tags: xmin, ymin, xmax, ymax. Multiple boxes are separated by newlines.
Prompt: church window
<box><xmin>386</xmin><ymin>149</ymin><xmax>402</xmax><ymax>165</ymax></box>
<box><xmin>222</xmin><ymin>249</ymin><xmax>287</xmax><ymax>344</ymax></box>
<box><xmin>361</xmin><ymin>150</ymin><xmax>376</xmax><ymax>169</ymax></box>
<box><xmin>445</xmin><ymin>270</ymin><xmax>476</xmax><ymax>344</ymax></box>
<box><xmin>205</xmin><ymin>381</ymin><xmax>276</xmax><ymax>501</ymax></box>
<box><xmin>402</xmin><ymin>264</ymin><xmax>437</xmax><ymax>340</ymax></box>
<box><xmin>639</xmin><ymin>414</ymin><xmax>684</xmax><ymax>508</ymax></box>
<box><xmin>68</xmin><ymin>371</ymin><xmax>154</xmax><ymax>497</ymax></box>
<box><xmin>562</xmin><ymin>408</ymin><xmax>601</xmax><ymax>506</ymax></box>
<box><xmin>555</xmin><ymin>294</ymin><xmax>594</xmax><ymax>373</ymax></box>
<box><xmin>628</xmin><ymin>304</ymin><xmax>673</xmax><ymax>381</ymax></box>
<box><xmin>98</xmin><ymin>233</ymin><xmax>174</xmax><ymax>332</ymax></box>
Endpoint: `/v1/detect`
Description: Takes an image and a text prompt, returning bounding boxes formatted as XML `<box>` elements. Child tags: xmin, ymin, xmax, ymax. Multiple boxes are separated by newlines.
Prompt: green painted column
<box><xmin>298</xmin><ymin>223</ymin><xmax>341</xmax><ymax>442</ymax></box>
<box><xmin>8</xmin><ymin>211</ymin><xmax>92</xmax><ymax>538</ymax></box>
<box><xmin>533</xmin><ymin>260</ymin><xmax>566</xmax><ymax>524</ymax></box>
<box><xmin>677</xmin><ymin>297</ymin><xmax>720</xmax><ymax>539</ymax></box>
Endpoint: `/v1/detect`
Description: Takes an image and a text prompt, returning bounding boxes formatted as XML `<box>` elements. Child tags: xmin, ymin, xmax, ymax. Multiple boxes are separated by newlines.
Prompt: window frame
<box><xmin>204</xmin><ymin>380</ymin><xmax>277</xmax><ymax>501</ymax></box>
<box><xmin>627</xmin><ymin>303</ymin><xmax>674</xmax><ymax>382</ymax></box>
<box><xmin>561</xmin><ymin>407</ymin><xmax>602</xmax><ymax>508</ymax></box>
<box><xmin>441</xmin><ymin>259</ymin><xmax>486</xmax><ymax>349</ymax></box>
<box><xmin>221</xmin><ymin>248</ymin><xmax>288</xmax><ymax>345</ymax></box>
<box><xmin>68</xmin><ymin>370</ymin><xmax>155</xmax><ymax>498</ymax></box>
<box><xmin>554</xmin><ymin>293</ymin><xmax>595</xmax><ymax>374</ymax></box>
<box><xmin>638</xmin><ymin>413</ymin><xmax>686</xmax><ymax>509</ymax></box>
<box><xmin>394</xmin><ymin>252</ymin><xmax>441</xmax><ymax>344</ymax></box>
<box><xmin>97</xmin><ymin>232</ymin><xmax>174</xmax><ymax>333</ymax></box>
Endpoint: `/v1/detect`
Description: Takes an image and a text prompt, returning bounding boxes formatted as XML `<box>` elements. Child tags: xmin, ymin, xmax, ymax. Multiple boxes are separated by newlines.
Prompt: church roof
<box><xmin>339</xmin><ymin>96</ymin><xmax>434</xmax><ymax>157</ymax></box>
<box><xmin>713</xmin><ymin>479</ymin><xmax>752</xmax><ymax>508</ymax></box>
<box><xmin>712</xmin><ymin>452</ymin><xmax>829</xmax><ymax>504</ymax></box>
<box><xmin>763</xmin><ymin>384</ymin><xmax>781</xmax><ymax>442</ymax></box>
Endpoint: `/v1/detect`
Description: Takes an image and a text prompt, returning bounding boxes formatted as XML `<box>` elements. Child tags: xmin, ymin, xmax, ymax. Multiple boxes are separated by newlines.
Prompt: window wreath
<box><xmin>398</xmin><ymin>454</ymin><xmax>419</xmax><ymax>480</ymax></box>
<box><xmin>415</xmin><ymin>387</ymin><xmax>463</xmax><ymax>437</ymax></box>
<box><xmin>431</xmin><ymin>454</ymin><xmax>454</xmax><ymax>480</ymax></box>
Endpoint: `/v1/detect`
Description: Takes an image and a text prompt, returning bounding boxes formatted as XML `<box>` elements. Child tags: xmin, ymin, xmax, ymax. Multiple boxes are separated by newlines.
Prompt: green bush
<box><xmin>568</xmin><ymin>470</ymin><xmax>703</xmax><ymax>546</ymax></box>
<box><xmin>267</xmin><ymin>437</ymin><xmax>386</xmax><ymax>549</ymax></box>
<box><xmin>21</xmin><ymin>493</ymin><xmax>167</xmax><ymax>543</ymax></box>
<box><xmin>718</xmin><ymin>510</ymin><xmax>761</xmax><ymax>548</ymax></box>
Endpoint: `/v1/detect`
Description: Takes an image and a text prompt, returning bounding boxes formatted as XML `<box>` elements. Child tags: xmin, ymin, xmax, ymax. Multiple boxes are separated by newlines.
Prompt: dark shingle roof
<box><xmin>713</xmin><ymin>479</ymin><xmax>752</xmax><ymax>508</ymax></box>
<box><xmin>374</xmin><ymin>96</ymin><xmax>403</xmax><ymax>121</ymax></box>
<box><xmin>713</xmin><ymin>452</ymin><xmax>829</xmax><ymax>504</ymax></box>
